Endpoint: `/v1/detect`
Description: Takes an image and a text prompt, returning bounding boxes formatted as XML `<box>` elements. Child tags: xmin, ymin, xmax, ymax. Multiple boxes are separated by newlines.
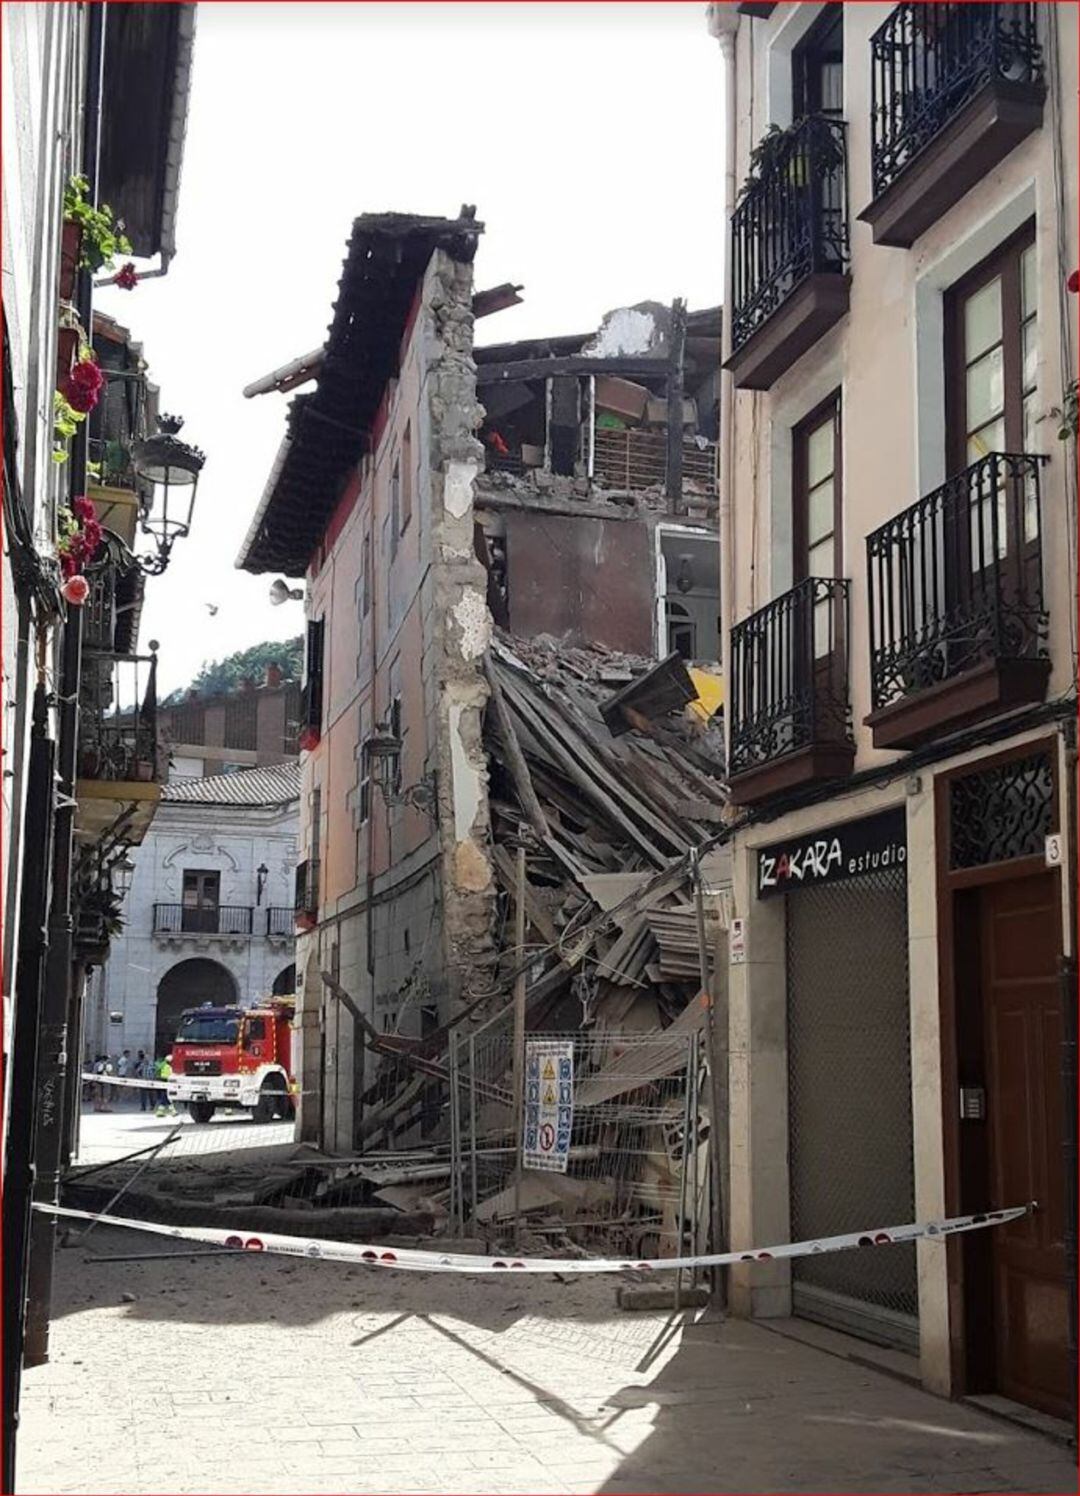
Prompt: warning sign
<box><xmin>523</xmin><ymin>1039</ymin><xmax>573</xmax><ymax>1174</ymax></box>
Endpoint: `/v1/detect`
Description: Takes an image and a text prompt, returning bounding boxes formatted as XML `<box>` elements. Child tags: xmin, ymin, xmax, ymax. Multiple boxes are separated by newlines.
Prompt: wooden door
<box><xmin>980</xmin><ymin>871</ymin><xmax>1068</xmax><ymax>1417</ymax></box>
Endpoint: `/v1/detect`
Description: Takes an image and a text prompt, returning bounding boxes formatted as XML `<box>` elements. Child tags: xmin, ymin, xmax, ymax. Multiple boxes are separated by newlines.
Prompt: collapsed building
<box><xmin>236</xmin><ymin>209</ymin><xmax>729</xmax><ymax>1254</ymax></box>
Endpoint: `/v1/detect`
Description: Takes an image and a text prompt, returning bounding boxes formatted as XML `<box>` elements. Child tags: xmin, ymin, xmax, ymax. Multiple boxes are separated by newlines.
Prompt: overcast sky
<box><xmin>98</xmin><ymin>2</ymin><xmax>726</xmax><ymax>696</ymax></box>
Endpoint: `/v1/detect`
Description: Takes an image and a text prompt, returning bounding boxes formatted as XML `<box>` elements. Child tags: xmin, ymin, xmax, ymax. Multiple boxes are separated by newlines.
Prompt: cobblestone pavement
<box><xmin>18</xmin><ymin>1228</ymin><xmax>1077</xmax><ymax>1495</ymax></box>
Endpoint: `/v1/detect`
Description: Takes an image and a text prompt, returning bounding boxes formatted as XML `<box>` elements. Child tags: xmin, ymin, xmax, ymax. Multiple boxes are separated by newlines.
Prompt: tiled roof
<box><xmin>162</xmin><ymin>761</ymin><xmax>300</xmax><ymax>807</ymax></box>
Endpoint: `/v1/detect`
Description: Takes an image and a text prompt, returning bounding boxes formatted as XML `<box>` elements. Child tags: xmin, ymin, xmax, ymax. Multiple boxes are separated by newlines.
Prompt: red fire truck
<box><xmin>168</xmin><ymin>997</ymin><xmax>297</xmax><ymax>1124</ymax></box>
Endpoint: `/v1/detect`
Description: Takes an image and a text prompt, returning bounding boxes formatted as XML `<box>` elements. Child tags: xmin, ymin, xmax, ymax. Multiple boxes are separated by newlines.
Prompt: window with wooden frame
<box><xmin>793</xmin><ymin>392</ymin><xmax>842</xmax><ymax>657</ymax></box>
<box><xmin>390</xmin><ymin>459</ymin><xmax>401</xmax><ymax>558</ymax></box>
<box><xmin>362</xmin><ymin>531</ymin><xmax>372</xmax><ymax>617</ymax></box>
<box><xmin>400</xmin><ymin>422</ymin><xmax>413</xmax><ymax>534</ymax></box>
<box><xmin>945</xmin><ymin>221</ymin><xmax>1039</xmax><ymax>562</ymax></box>
<box><xmin>301</xmin><ymin>617</ymin><xmax>325</xmax><ymax>734</ymax></box>
<box><xmin>946</xmin><ymin>222</ymin><xmax>1038</xmax><ymax>472</ymax></box>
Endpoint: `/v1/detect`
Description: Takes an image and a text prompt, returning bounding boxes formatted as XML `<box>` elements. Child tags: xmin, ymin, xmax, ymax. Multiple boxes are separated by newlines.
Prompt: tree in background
<box><xmin>163</xmin><ymin>637</ymin><xmax>303</xmax><ymax>704</ymax></box>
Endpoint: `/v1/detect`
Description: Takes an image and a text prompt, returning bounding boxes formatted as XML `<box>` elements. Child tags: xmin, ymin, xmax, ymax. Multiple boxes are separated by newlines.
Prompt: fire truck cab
<box><xmin>168</xmin><ymin>997</ymin><xmax>296</xmax><ymax>1125</ymax></box>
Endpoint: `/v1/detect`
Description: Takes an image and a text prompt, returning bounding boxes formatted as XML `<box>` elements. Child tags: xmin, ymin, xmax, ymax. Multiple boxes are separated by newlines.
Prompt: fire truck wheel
<box><xmin>188</xmin><ymin>1101</ymin><xmax>215</xmax><ymax>1125</ymax></box>
<box><xmin>253</xmin><ymin>1077</ymin><xmax>288</xmax><ymax>1123</ymax></box>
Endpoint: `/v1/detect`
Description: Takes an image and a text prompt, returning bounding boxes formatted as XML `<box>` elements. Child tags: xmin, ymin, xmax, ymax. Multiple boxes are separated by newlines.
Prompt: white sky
<box><xmin>97</xmin><ymin>2</ymin><xmax>726</xmax><ymax>696</ymax></box>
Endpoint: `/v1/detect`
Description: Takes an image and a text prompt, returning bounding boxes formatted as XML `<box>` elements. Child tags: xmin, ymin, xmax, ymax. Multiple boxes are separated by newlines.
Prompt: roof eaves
<box><xmin>159</xmin><ymin>3</ymin><xmax>198</xmax><ymax>266</ymax></box>
<box><xmin>237</xmin><ymin>209</ymin><xmax>483</xmax><ymax>577</ymax></box>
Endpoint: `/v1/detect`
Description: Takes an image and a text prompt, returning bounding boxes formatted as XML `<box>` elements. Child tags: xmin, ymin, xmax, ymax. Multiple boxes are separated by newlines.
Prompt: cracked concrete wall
<box><xmin>422</xmin><ymin>248</ymin><xmax>499</xmax><ymax>1016</ymax></box>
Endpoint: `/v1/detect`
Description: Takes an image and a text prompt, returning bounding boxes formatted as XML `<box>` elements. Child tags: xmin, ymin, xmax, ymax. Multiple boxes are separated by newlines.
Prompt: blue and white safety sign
<box><xmin>523</xmin><ymin>1039</ymin><xmax>573</xmax><ymax>1174</ymax></box>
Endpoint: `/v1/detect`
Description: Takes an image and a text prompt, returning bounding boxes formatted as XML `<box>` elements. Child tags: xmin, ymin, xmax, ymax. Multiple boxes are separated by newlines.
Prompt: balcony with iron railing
<box><xmin>728</xmin><ymin>577</ymin><xmax>854</xmax><ymax>804</ymax></box>
<box><xmin>294</xmin><ymin>858</ymin><xmax>320</xmax><ymax>923</ymax></box>
<box><xmin>75</xmin><ymin>648</ymin><xmax>165</xmax><ymax>847</ymax></box>
<box><xmin>726</xmin><ymin>114</ymin><xmax>850</xmax><ymax>391</ymax></box>
<box><xmin>861</xmin><ymin>3</ymin><xmax>1045</xmax><ymax>247</ymax></box>
<box><xmin>266</xmin><ymin>906</ymin><xmax>295</xmax><ymax>938</ymax></box>
<box><xmin>865</xmin><ymin>452</ymin><xmax>1049</xmax><ymax>749</ymax></box>
<box><xmin>153</xmin><ymin>904</ymin><xmax>254</xmax><ymax>937</ymax></box>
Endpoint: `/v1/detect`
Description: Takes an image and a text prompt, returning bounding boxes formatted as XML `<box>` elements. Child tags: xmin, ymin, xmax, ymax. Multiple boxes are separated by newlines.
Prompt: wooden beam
<box><xmin>482</xmin><ymin>652</ymin><xmax>549</xmax><ymax>839</ymax></box>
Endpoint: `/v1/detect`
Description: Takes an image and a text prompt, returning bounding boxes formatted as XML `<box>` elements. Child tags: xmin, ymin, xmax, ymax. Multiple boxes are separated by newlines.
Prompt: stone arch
<box><xmin>155</xmin><ymin>958</ymin><xmax>238</xmax><ymax>1058</ymax></box>
<box><xmin>272</xmin><ymin>962</ymin><xmax>296</xmax><ymax>997</ymax></box>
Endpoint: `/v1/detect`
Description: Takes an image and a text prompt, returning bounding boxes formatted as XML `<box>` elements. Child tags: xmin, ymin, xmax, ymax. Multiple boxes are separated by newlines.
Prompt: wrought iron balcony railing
<box><xmin>77</xmin><ymin>649</ymin><xmax>163</xmax><ymax>784</ymax></box>
<box><xmin>729</xmin><ymin>578</ymin><xmax>853</xmax><ymax>777</ymax></box>
<box><xmin>266</xmin><ymin>906</ymin><xmax>294</xmax><ymax>937</ymax></box>
<box><xmin>869</xmin><ymin>3</ymin><xmax>1044</xmax><ymax>201</ymax></box>
<box><xmin>295</xmin><ymin>858</ymin><xmax>320</xmax><ymax>918</ymax></box>
<box><xmin>866</xmin><ymin>451</ymin><xmax>1048</xmax><ymax>714</ymax></box>
<box><xmin>153</xmin><ymin>904</ymin><xmax>254</xmax><ymax>936</ymax></box>
<box><xmin>730</xmin><ymin>115</ymin><xmax>849</xmax><ymax>357</ymax></box>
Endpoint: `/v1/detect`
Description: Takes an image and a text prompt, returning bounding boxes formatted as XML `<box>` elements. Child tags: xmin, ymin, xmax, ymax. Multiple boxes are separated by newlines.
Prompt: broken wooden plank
<box><xmin>482</xmin><ymin>650</ymin><xmax>549</xmax><ymax>839</ymax></box>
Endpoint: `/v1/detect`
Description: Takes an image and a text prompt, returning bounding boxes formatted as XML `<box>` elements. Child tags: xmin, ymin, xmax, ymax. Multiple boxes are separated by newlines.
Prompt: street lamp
<box><xmin>131</xmin><ymin>414</ymin><xmax>205</xmax><ymax>575</ymax></box>
<box><xmin>109</xmin><ymin>854</ymin><xmax>136</xmax><ymax>898</ymax></box>
<box><xmin>364</xmin><ymin>723</ymin><xmax>437</xmax><ymax>815</ymax></box>
<box><xmin>256</xmin><ymin>863</ymin><xmax>269</xmax><ymax>904</ymax></box>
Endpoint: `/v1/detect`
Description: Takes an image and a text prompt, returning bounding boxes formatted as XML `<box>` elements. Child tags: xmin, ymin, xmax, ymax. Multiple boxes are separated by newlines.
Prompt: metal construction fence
<box><xmin>63</xmin><ymin>1022</ymin><xmax>710</xmax><ymax>1286</ymax></box>
<box><xmin>447</xmin><ymin>1014</ymin><xmax>709</xmax><ymax>1270</ymax></box>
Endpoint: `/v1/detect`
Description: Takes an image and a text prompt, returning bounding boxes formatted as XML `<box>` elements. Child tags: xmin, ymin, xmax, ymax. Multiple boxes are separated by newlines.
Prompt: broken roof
<box><xmin>236</xmin><ymin>209</ymin><xmax>483</xmax><ymax>577</ymax></box>
<box><xmin>487</xmin><ymin>634</ymin><xmax>726</xmax><ymax>878</ymax></box>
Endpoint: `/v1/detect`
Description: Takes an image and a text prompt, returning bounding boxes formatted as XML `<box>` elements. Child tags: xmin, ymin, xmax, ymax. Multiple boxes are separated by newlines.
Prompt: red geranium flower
<box><xmin>60</xmin><ymin>551</ymin><xmax>78</xmax><ymax>580</ymax></box>
<box><xmin>61</xmin><ymin>575</ymin><xmax>90</xmax><ymax>605</ymax></box>
<box><xmin>1068</xmin><ymin>269</ymin><xmax>1080</xmax><ymax>295</ymax></box>
<box><xmin>115</xmin><ymin>262</ymin><xmax>139</xmax><ymax>291</ymax></box>
<box><xmin>63</xmin><ymin>356</ymin><xmax>104</xmax><ymax>414</ymax></box>
<box><xmin>71</xmin><ymin>495</ymin><xmax>96</xmax><ymax>522</ymax></box>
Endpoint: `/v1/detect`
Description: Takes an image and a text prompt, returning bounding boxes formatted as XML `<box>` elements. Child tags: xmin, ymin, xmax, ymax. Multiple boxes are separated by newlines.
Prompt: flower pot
<box><xmin>59</xmin><ymin>221</ymin><xmax>82</xmax><ymax>301</ymax></box>
<box><xmin>135</xmin><ymin>761</ymin><xmax>154</xmax><ymax>782</ymax></box>
<box><xmin>56</xmin><ymin>326</ymin><xmax>79</xmax><ymax>387</ymax></box>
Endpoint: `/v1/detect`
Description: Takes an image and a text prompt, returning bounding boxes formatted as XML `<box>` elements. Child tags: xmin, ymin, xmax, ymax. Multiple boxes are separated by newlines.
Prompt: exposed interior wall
<box><xmin>423</xmin><ymin>248</ymin><xmax>498</xmax><ymax>1017</ymax></box>
<box><xmin>502</xmin><ymin>509</ymin><xmax>654</xmax><ymax>655</ymax></box>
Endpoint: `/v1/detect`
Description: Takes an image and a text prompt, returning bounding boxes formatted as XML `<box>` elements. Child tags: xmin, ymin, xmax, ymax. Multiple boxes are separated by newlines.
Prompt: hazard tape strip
<box><xmin>35</xmin><ymin>1202</ymin><xmax>1031</xmax><ymax>1276</ymax></box>
<box><xmin>81</xmin><ymin>1073</ymin><xmax>162</xmax><ymax>1091</ymax></box>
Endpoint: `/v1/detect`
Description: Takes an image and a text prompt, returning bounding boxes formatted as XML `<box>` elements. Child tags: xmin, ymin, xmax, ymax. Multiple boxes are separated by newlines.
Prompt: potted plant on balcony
<box><xmin>56</xmin><ymin>497</ymin><xmax>104</xmax><ymax>606</ymax></box>
<box><xmin>740</xmin><ymin>117</ymin><xmax>845</xmax><ymax>198</ymax></box>
<box><xmin>60</xmin><ymin>174</ymin><xmax>133</xmax><ymax>298</ymax></box>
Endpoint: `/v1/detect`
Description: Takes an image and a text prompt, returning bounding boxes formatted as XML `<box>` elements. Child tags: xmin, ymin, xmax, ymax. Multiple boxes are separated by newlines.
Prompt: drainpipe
<box><xmin>24</xmin><ymin>0</ymin><xmax>104</xmax><ymax>1369</ymax></box>
<box><xmin>709</xmin><ymin>5</ymin><xmax>739</xmax><ymax>759</ymax></box>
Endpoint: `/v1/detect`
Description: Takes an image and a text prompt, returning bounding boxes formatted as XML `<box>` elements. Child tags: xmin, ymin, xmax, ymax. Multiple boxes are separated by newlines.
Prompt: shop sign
<box><xmin>757</xmin><ymin>808</ymin><xmax>906</xmax><ymax>899</ymax></box>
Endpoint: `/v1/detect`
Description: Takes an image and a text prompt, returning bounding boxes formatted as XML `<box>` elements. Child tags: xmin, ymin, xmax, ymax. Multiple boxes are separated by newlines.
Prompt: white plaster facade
<box><xmin>89</xmin><ymin>770</ymin><xmax>299</xmax><ymax>1060</ymax></box>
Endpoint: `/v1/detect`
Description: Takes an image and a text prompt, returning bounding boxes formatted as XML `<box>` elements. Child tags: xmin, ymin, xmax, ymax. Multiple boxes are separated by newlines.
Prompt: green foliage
<box><xmin>739</xmin><ymin>117</ymin><xmax>845</xmax><ymax>201</ymax></box>
<box><xmin>164</xmin><ymin>637</ymin><xmax>304</xmax><ymax>704</ymax></box>
<box><xmin>1052</xmin><ymin>380</ymin><xmax>1078</xmax><ymax>442</ymax></box>
<box><xmin>53</xmin><ymin>389</ymin><xmax>86</xmax><ymax>464</ymax></box>
<box><xmin>64</xmin><ymin>174</ymin><xmax>132</xmax><ymax>274</ymax></box>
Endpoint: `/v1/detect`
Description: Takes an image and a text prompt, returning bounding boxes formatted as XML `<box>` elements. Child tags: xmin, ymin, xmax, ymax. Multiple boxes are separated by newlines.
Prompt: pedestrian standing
<box><xmin>135</xmin><ymin>1049</ymin><xmax>152</xmax><ymax>1112</ymax></box>
<box><xmin>116</xmin><ymin>1049</ymin><xmax>132</xmax><ymax>1108</ymax></box>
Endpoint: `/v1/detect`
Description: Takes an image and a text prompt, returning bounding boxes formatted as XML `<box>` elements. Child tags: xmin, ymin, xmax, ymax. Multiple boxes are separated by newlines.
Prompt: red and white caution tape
<box><xmin>80</xmin><ymin>1072</ymin><xmax>163</xmax><ymax>1091</ymax></box>
<box><xmin>36</xmin><ymin>1202</ymin><xmax>1031</xmax><ymax>1275</ymax></box>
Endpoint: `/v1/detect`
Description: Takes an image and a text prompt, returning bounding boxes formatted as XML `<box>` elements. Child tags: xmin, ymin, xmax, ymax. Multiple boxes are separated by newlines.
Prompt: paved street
<box><xmin>73</xmin><ymin>1102</ymin><xmax>295</xmax><ymax>1167</ymax></box>
<box><xmin>18</xmin><ymin>1228</ymin><xmax>1077</xmax><ymax>1496</ymax></box>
